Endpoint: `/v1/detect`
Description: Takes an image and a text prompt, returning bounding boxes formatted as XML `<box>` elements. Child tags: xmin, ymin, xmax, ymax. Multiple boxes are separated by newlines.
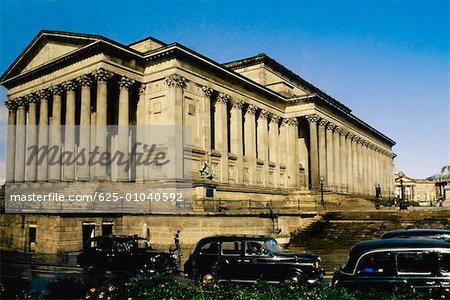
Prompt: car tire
<box><xmin>200</xmin><ymin>273</ymin><xmax>215</xmax><ymax>284</ymax></box>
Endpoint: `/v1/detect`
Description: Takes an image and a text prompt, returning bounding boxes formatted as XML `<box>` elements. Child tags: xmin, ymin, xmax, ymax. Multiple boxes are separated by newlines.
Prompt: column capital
<box><xmin>357</xmin><ymin>138</ymin><xmax>365</xmax><ymax>145</ymax></box>
<box><xmin>305</xmin><ymin>114</ymin><xmax>320</xmax><ymax>123</ymax></box>
<box><xmin>231</xmin><ymin>100</ymin><xmax>245</xmax><ymax>109</ymax></box>
<box><xmin>326</xmin><ymin>122</ymin><xmax>336</xmax><ymax>131</ymax></box>
<box><xmin>284</xmin><ymin>117</ymin><xmax>298</xmax><ymax>126</ymax></box>
<box><xmin>5</xmin><ymin>100</ymin><xmax>17</xmax><ymax>111</ymax></box>
<box><xmin>16</xmin><ymin>97</ymin><xmax>27</xmax><ymax>107</ymax></box>
<box><xmin>259</xmin><ymin>109</ymin><xmax>270</xmax><ymax>120</ymax></box>
<box><xmin>346</xmin><ymin>132</ymin><xmax>354</xmax><ymax>140</ymax></box>
<box><xmin>352</xmin><ymin>135</ymin><xmax>360</xmax><ymax>142</ymax></box>
<box><xmin>216</xmin><ymin>92</ymin><xmax>230</xmax><ymax>103</ymax></box>
<box><xmin>318</xmin><ymin>118</ymin><xmax>328</xmax><ymax>127</ymax></box>
<box><xmin>334</xmin><ymin>125</ymin><xmax>341</xmax><ymax>134</ymax></box>
<box><xmin>138</xmin><ymin>83</ymin><xmax>146</xmax><ymax>95</ymax></box>
<box><xmin>50</xmin><ymin>85</ymin><xmax>64</xmax><ymax>96</ymax></box>
<box><xmin>25</xmin><ymin>94</ymin><xmax>39</xmax><ymax>104</ymax></box>
<box><xmin>165</xmin><ymin>74</ymin><xmax>186</xmax><ymax>89</ymax></box>
<box><xmin>77</xmin><ymin>74</ymin><xmax>93</xmax><ymax>87</ymax></box>
<box><xmin>119</xmin><ymin>76</ymin><xmax>135</xmax><ymax>89</ymax></box>
<box><xmin>339</xmin><ymin>128</ymin><xmax>349</xmax><ymax>136</ymax></box>
<box><xmin>246</xmin><ymin>104</ymin><xmax>258</xmax><ymax>115</ymax></box>
<box><xmin>62</xmin><ymin>80</ymin><xmax>77</xmax><ymax>91</ymax></box>
<box><xmin>36</xmin><ymin>89</ymin><xmax>51</xmax><ymax>100</ymax></box>
<box><xmin>270</xmin><ymin>114</ymin><xmax>281</xmax><ymax>123</ymax></box>
<box><xmin>201</xmin><ymin>86</ymin><xmax>214</xmax><ymax>97</ymax></box>
<box><xmin>93</xmin><ymin>68</ymin><xmax>114</xmax><ymax>82</ymax></box>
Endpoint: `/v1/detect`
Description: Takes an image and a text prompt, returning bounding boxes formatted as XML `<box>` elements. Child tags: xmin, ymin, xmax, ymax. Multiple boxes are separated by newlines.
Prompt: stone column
<box><xmin>351</xmin><ymin>135</ymin><xmax>359</xmax><ymax>193</ymax></box>
<box><xmin>165</xmin><ymin>74</ymin><xmax>186</xmax><ymax>180</ymax></box>
<box><xmin>76</xmin><ymin>75</ymin><xmax>92</xmax><ymax>180</ymax></box>
<box><xmin>15</xmin><ymin>98</ymin><xmax>27</xmax><ymax>182</ymax></box>
<box><xmin>48</xmin><ymin>86</ymin><xmax>63</xmax><ymax>181</ymax></box>
<box><xmin>368</xmin><ymin>144</ymin><xmax>374</xmax><ymax>193</ymax></box>
<box><xmin>269</xmin><ymin>115</ymin><xmax>280</xmax><ymax>187</ymax></box>
<box><xmin>244</xmin><ymin>104</ymin><xmax>257</xmax><ymax>184</ymax></box>
<box><xmin>37</xmin><ymin>90</ymin><xmax>50</xmax><ymax>181</ymax></box>
<box><xmin>62</xmin><ymin>80</ymin><xmax>77</xmax><ymax>181</ymax></box>
<box><xmin>201</xmin><ymin>86</ymin><xmax>213</xmax><ymax>152</ymax></box>
<box><xmin>279</xmin><ymin>119</ymin><xmax>288</xmax><ymax>187</ymax></box>
<box><xmin>93</xmin><ymin>68</ymin><xmax>113</xmax><ymax>180</ymax></box>
<box><xmin>214</xmin><ymin>93</ymin><xmax>230</xmax><ymax>183</ymax></box>
<box><xmin>363</xmin><ymin>141</ymin><xmax>370</xmax><ymax>194</ymax></box>
<box><xmin>318</xmin><ymin>118</ymin><xmax>327</xmax><ymax>186</ymax></box>
<box><xmin>325</xmin><ymin>123</ymin><xmax>335</xmax><ymax>190</ymax></box>
<box><xmin>5</xmin><ymin>100</ymin><xmax>17</xmax><ymax>182</ymax></box>
<box><xmin>356</xmin><ymin>139</ymin><xmax>364</xmax><ymax>194</ymax></box>
<box><xmin>25</xmin><ymin>94</ymin><xmax>38</xmax><ymax>181</ymax></box>
<box><xmin>333</xmin><ymin>126</ymin><xmax>342</xmax><ymax>191</ymax></box>
<box><xmin>135</xmin><ymin>84</ymin><xmax>146</xmax><ymax>182</ymax></box>
<box><xmin>346</xmin><ymin>132</ymin><xmax>354</xmax><ymax>193</ymax></box>
<box><xmin>286</xmin><ymin>117</ymin><xmax>299</xmax><ymax>188</ymax></box>
<box><xmin>306</xmin><ymin>114</ymin><xmax>319</xmax><ymax>190</ymax></box>
<box><xmin>257</xmin><ymin>109</ymin><xmax>270</xmax><ymax>186</ymax></box>
<box><xmin>339</xmin><ymin>129</ymin><xmax>348</xmax><ymax>192</ymax></box>
<box><xmin>117</xmin><ymin>76</ymin><xmax>135</xmax><ymax>181</ymax></box>
<box><xmin>230</xmin><ymin>100</ymin><xmax>244</xmax><ymax>183</ymax></box>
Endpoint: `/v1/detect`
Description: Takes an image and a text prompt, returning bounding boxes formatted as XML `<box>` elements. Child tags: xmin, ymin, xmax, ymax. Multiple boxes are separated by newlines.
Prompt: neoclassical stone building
<box><xmin>0</xmin><ymin>30</ymin><xmax>396</xmax><ymax>252</ymax></box>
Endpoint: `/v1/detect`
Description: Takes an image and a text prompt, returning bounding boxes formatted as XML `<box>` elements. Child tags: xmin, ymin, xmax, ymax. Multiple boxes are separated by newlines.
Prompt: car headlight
<box><xmin>150</xmin><ymin>257</ymin><xmax>157</xmax><ymax>262</ymax></box>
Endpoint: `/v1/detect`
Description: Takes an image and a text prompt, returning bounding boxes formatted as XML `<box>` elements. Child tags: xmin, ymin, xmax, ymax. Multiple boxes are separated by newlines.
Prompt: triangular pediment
<box><xmin>1</xmin><ymin>30</ymin><xmax>102</xmax><ymax>82</ymax></box>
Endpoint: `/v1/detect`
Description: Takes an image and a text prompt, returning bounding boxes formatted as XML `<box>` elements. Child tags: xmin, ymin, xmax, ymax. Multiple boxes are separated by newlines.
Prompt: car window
<box><xmin>356</xmin><ymin>252</ymin><xmax>395</xmax><ymax>275</ymax></box>
<box><xmin>439</xmin><ymin>252</ymin><xmax>450</xmax><ymax>275</ymax></box>
<box><xmin>112</xmin><ymin>241</ymin><xmax>128</xmax><ymax>252</ymax></box>
<box><xmin>265</xmin><ymin>239</ymin><xmax>283</xmax><ymax>254</ymax></box>
<box><xmin>245</xmin><ymin>241</ymin><xmax>269</xmax><ymax>256</ymax></box>
<box><xmin>221</xmin><ymin>241</ymin><xmax>242</xmax><ymax>256</ymax></box>
<box><xmin>199</xmin><ymin>242</ymin><xmax>220</xmax><ymax>255</ymax></box>
<box><xmin>89</xmin><ymin>239</ymin><xmax>111</xmax><ymax>251</ymax></box>
<box><xmin>396</xmin><ymin>252</ymin><xmax>434</xmax><ymax>275</ymax></box>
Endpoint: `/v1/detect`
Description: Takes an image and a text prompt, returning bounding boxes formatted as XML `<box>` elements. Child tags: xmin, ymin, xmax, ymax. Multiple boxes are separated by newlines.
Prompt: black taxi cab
<box><xmin>184</xmin><ymin>235</ymin><xmax>324</xmax><ymax>284</ymax></box>
<box><xmin>332</xmin><ymin>238</ymin><xmax>450</xmax><ymax>292</ymax></box>
<box><xmin>77</xmin><ymin>235</ymin><xmax>177</xmax><ymax>274</ymax></box>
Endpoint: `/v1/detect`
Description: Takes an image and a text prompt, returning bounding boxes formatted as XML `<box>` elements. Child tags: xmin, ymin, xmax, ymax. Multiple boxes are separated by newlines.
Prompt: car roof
<box><xmin>349</xmin><ymin>238</ymin><xmax>450</xmax><ymax>258</ymax></box>
<box><xmin>381</xmin><ymin>229</ymin><xmax>450</xmax><ymax>239</ymax></box>
<box><xmin>87</xmin><ymin>235</ymin><xmax>147</xmax><ymax>242</ymax></box>
<box><xmin>197</xmin><ymin>235</ymin><xmax>272</xmax><ymax>244</ymax></box>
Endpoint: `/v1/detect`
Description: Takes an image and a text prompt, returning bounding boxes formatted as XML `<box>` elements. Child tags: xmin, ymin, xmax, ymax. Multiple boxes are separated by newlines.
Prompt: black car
<box><xmin>184</xmin><ymin>235</ymin><xmax>324</xmax><ymax>284</ymax></box>
<box><xmin>77</xmin><ymin>236</ymin><xmax>177</xmax><ymax>274</ymax></box>
<box><xmin>332</xmin><ymin>238</ymin><xmax>450</xmax><ymax>292</ymax></box>
<box><xmin>381</xmin><ymin>228</ymin><xmax>450</xmax><ymax>239</ymax></box>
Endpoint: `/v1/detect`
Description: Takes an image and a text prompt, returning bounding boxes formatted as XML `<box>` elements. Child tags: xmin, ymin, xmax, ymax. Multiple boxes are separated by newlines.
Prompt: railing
<box><xmin>194</xmin><ymin>198</ymin><xmax>302</xmax><ymax>213</ymax></box>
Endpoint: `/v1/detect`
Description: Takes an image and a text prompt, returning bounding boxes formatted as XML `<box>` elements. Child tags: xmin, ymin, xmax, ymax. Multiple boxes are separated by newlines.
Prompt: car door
<box><xmin>396</xmin><ymin>251</ymin><xmax>439</xmax><ymax>291</ymax></box>
<box><xmin>437</xmin><ymin>250</ymin><xmax>450</xmax><ymax>290</ymax></box>
<box><xmin>194</xmin><ymin>241</ymin><xmax>221</xmax><ymax>277</ymax></box>
<box><xmin>217</xmin><ymin>241</ymin><xmax>245</xmax><ymax>280</ymax></box>
<box><xmin>242</xmin><ymin>241</ymin><xmax>274</xmax><ymax>281</ymax></box>
<box><xmin>350</xmin><ymin>251</ymin><xmax>397</xmax><ymax>291</ymax></box>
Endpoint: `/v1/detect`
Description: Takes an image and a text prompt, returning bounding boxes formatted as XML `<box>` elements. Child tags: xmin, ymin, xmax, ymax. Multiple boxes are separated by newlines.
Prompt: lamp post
<box><xmin>320</xmin><ymin>176</ymin><xmax>325</xmax><ymax>207</ymax></box>
<box><xmin>374</xmin><ymin>182</ymin><xmax>380</xmax><ymax>209</ymax></box>
<box><xmin>387</xmin><ymin>187</ymin><xmax>391</xmax><ymax>206</ymax></box>
<box><xmin>398</xmin><ymin>171</ymin><xmax>406</xmax><ymax>210</ymax></box>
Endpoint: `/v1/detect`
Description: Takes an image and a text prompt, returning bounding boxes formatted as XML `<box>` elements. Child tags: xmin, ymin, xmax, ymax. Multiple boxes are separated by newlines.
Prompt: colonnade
<box><xmin>306</xmin><ymin>113</ymin><xmax>394</xmax><ymax>194</ymax></box>
<box><xmin>5</xmin><ymin>68</ymin><xmax>136</xmax><ymax>183</ymax></box>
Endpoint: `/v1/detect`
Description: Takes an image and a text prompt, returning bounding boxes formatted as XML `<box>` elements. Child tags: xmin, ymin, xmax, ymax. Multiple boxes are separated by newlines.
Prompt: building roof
<box><xmin>1</xmin><ymin>30</ymin><xmax>395</xmax><ymax>147</ymax></box>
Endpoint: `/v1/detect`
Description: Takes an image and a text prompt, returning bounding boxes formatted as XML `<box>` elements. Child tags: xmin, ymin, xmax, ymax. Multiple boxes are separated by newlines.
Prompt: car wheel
<box><xmin>200</xmin><ymin>273</ymin><xmax>215</xmax><ymax>284</ymax></box>
<box><xmin>284</xmin><ymin>272</ymin><xmax>304</xmax><ymax>283</ymax></box>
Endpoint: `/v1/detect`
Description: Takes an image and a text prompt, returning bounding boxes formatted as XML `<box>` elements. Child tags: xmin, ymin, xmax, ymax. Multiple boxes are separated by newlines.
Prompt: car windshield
<box><xmin>265</xmin><ymin>238</ymin><xmax>283</xmax><ymax>254</ymax></box>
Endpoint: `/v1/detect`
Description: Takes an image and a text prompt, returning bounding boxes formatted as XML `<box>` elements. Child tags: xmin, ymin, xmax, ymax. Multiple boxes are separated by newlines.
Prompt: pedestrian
<box><xmin>174</xmin><ymin>230</ymin><xmax>181</xmax><ymax>262</ymax></box>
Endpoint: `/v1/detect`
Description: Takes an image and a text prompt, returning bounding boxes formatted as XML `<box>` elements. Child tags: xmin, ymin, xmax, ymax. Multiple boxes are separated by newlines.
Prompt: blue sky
<box><xmin>0</xmin><ymin>0</ymin><xmax>449</xmax><ymax>179</ymax></box>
